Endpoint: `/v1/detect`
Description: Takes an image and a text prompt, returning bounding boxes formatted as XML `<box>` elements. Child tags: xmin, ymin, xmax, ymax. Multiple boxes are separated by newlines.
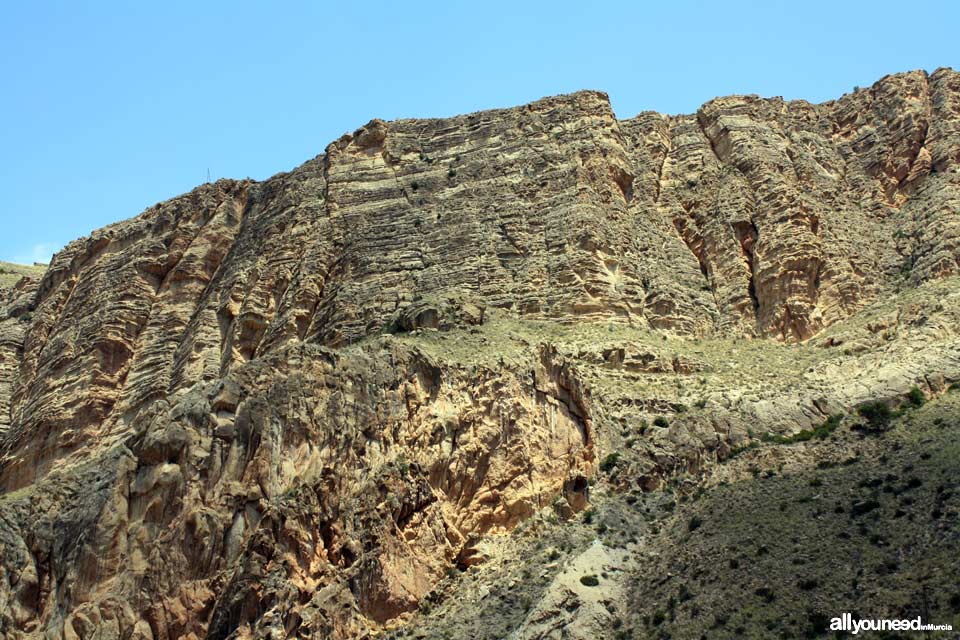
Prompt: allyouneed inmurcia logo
<box><xmin>831</xmin><ymin>613</ymin><xmax>954</xmax><ymax>634</ymax></box>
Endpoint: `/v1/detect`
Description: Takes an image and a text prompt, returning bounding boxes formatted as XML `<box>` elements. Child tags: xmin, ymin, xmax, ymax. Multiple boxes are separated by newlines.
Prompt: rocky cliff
<box><xmin>1</xmin><ymin>68</ymin><xmax>960</xmax><ymax>639</ymax></box>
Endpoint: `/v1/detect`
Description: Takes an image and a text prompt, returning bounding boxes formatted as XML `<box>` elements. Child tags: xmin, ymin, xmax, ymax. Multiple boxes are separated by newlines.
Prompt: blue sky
<box><xmin>2</xmin><ymin>1</ymin><xmax>957</xmax><ymax>264</ymax></box>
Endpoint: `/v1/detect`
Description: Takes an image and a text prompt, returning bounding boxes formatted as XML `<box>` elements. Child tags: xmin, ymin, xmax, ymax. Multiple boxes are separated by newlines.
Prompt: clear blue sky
<box><xmin>2</xmin><ymin>1</ymin><xmax>957</xmax><ymax>264</ymax></box>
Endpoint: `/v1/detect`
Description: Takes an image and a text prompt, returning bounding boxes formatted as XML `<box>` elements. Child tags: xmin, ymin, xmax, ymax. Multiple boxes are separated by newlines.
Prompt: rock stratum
<box><xmin>1</xmin><ymin>68</ymin><xmax>960</xmax><ymax>639</ymax></box>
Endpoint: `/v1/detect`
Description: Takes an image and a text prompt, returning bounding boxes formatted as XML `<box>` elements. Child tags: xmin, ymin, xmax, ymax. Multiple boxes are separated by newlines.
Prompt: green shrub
<box><xmin>600</xmin><ymin>452</ymin><xmax>621</xmax><ymax>473</ymax></box>
<box><xmin>579</xmin><ymin>575</ymin><xmax>599</xmax><ymax>587</ymax></box>
<box><xmin>653</xmin><ymin>416</ymin><xmax>669</xmax><ymax>428</ymax></box>
<box><xmin>851</xmin><ymin>499</ymin><xmax>880</xmax><ymax>517</ymax></box>
<box><xmin>755</xmin><ymin>586</ymin><xmax>776</xmax><ymax>603</ymax></box>
<box><xmin>806</xmin><ymin>610</ymin><xmax>830</xmax><ymax>637</ymax></box>
<box><xmin>906</xmin><ymin>386</ymin><xmax>926</xmax><ymax>407</ymax></box>
<box><xmin>797</xmin><ymin>577</ymin><xmax>819</xmax><ymax>591</ymax></box>
<box><xmin>899</xmin><ymin>256</ymin><xmax>914</xmax><ymax>278</ymax></box>
<box><xmin>858</xmin><ymin>402</ymin><xmax>892</xmax><ymax>430</ymax></box>
<box><xmin>687</xmin><ymin>515</ymin><xmax>703</xmax><ymax>532</ymax></box>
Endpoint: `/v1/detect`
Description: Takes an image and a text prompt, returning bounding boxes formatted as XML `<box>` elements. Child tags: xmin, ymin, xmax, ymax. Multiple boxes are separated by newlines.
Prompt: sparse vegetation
<box><xmin>761</xmin><ymin>413</ymin><xmax>843</xmax><ymax>445</ymax></box>
<box><xmin>621</xmin><ymin>394</ymin><xmax>960</xmax><ymax>640</ymax></box>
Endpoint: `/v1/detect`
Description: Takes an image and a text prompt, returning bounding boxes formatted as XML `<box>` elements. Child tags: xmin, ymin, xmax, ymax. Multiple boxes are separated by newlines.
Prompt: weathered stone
<box><xmin>1</xmin><ymin>68</ymin><xmax>959</xmax><ymax>640</ymax></box>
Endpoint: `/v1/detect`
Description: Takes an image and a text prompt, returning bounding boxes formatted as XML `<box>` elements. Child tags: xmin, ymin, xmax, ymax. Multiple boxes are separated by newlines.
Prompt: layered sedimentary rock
<box><xmin>1</xmin><ymin>68</ymin><xmax>960</xmax><ymax>639</ymax></box>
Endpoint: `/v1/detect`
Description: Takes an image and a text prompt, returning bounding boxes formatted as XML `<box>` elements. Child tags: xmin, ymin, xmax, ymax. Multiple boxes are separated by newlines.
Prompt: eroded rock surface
<box><xmin>2</xmin><ymin>68</ymin><xmax>960</xmax><ymax>639</ymax></box>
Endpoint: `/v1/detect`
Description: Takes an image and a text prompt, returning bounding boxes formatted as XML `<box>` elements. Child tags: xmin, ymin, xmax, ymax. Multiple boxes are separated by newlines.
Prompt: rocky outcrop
<box><xmin>1</xmin><ymin>68</ymin><xmax>960</xmax><ymax>639</ymax></box>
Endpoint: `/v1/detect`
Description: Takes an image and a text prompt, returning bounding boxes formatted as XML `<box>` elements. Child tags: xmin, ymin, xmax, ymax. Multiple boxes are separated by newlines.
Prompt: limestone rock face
<box><xmin>2</xmin><ymin>68</ymin><xmax>960</xmax><ymax>639</ymax></box>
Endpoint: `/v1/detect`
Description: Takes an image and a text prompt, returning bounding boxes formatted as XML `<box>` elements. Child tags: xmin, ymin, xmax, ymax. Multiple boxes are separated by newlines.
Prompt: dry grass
<box><xmin>0</xmin><ymin>260</ymin><xmax>46</xmax><ymax>289</ymax></box>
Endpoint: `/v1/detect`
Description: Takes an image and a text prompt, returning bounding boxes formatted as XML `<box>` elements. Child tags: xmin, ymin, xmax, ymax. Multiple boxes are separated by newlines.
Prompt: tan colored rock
<box><xmin>1</xmin><ymin>68</ymin><xmax>960</xmax><ymax>639</ymax></box>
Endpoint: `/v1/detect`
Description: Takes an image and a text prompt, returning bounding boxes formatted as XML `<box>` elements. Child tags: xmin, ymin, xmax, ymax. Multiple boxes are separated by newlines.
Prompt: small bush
<box><xmin>806</xmin><ymin>610</ymin><xmax>830</xmax><ymax>637</ymax></box>
<box><xmin>687</xmin><ymin>515</ymin><xmax>703</xmax><ymax>532</ymax></box>
<box><xmin>653</xmin><ymin>416</ymin><xmax>669</xmax><ymax>428</ymax></box>
<box><xmin>411</xmin><ymin>181</ymin><xmax>419</xmax><ymax>191</ymax></box>
<box><xmin>600</xmin><ymin>452</ymin><xmax>621</xmax><ymax>473</ymax></box>
<box><xmin>851</xmin><ymin>499</ymin><xmax>880</xmax><ymax>517</ymax></box>
<box><xmin>755</xmin><ymin>586</ymin><xmax>776</xmax><ymax>603</ymax></box>
<box><xmin>906</xmin><ymin>386</ymin><xmax>926</xmax><ymax>407</ymax></box>
<box><xmin>858</xmin><ymin>402</ymin><xmax>892</xmax><ymax>430</ymax></box>
<box><xmin>447</xmin><ymin>168</ymin><xmax>456</xmax><ymax>178</ymax></box>
<box><xmin>797</xmin><ymin>578</ymin><xmax>819</xmax><ymax>591</ymax></box>
<box><xmin>580</xmin><ymin>575</ymin><xmax>600</xmax><ymax>587</ymax></box>
<box><xmin>899</xmin><ymin>256</ymin><xmax>914</xmax><ymax>278</ymax></box>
